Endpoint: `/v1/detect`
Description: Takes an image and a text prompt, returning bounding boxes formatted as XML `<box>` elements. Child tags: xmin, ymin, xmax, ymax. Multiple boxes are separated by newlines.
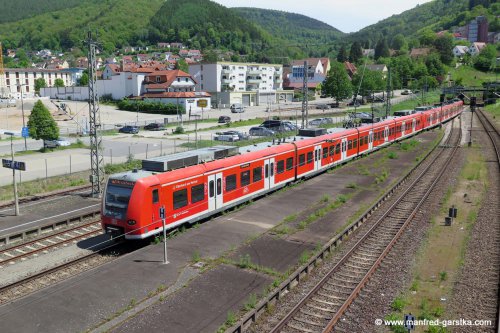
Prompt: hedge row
<box><xmin>117</xmin><ymin>99</ymin><xmax>185</xmax><ymax>115</ymax></box>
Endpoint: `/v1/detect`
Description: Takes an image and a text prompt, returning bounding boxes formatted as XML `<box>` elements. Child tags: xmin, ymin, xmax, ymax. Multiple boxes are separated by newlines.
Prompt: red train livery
<box><xmin>102</xmin><ymin>101</ymin><xmax>463</xmax><ymax>239</ymax></box>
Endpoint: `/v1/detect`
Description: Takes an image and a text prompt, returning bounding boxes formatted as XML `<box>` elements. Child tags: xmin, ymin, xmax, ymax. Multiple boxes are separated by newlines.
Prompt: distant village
<box><xmin>1</xmin><ymin>15</ymin><xmax>498</xmax><ymax>111</ymax></box>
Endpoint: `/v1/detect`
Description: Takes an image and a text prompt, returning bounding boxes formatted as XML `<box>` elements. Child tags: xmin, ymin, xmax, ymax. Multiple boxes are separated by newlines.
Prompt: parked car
<box><xmin>281</xmin><ymin>121</ymin><xmax>298</xmax><ymax>132</ymax></box>
<box><xmin>43</xmin><ymin>138</ymin><xmax>71</xmax><ymax>148</ymax></box>
<box><xmin>230</xmin><ymin>103</ymin><xmax>245</xmax><ymax>113</ymax></box>
<box><xmin>119</xmin><ymin>125</ymin><xmax>140</xmax><ymax>134</ymax></box>
<box><xmin>218</xmin><ymin>116</ymin><xmax>231</xmax><ymax>124</ymax></box>
<box><xmin>222</xmin><ymin>130</ymin><xmax>250</xmax><ymax>140</ymax></box>
<box><xmin>249</xmin><ymin>127</ymin><xmax>275</xmax><ymax>137</ymax></box>
<box><xmin>393</xmin><ymin>110</ymin><xmax>413</xmax><ymax>117</ymax></box>
<box><xmin>214</xmin><ymin>132</ymin><xmax>239</xmax><ymax>142</ymax></box>
<box><xmin>144</xmin><ymin>123</ymin><xmax>165</xmax><ymax>131</ymax></box>
<box><xmin>401</xmin><ymin>90</ymin><xmax>411</xmax><ymax>95</ymax></box>
<box><xmin>308</xmin><ymin>118</ymin><xmax>333</xmax><ymax>127</ymax></box>
<box><xmin>347</xmin><ymin>99</ymin><xmax>362</xmax><ymax>106</ymax></box>
<box><xmin>315</xmin><ymin>103</ymin><xmax>330</xmax><ymax>110</ymax></box>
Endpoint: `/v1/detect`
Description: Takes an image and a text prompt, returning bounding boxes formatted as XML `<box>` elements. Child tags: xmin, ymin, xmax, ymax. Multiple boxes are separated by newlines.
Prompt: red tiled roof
<box><xmin>143</xmin><ymin>92</ymin><xmax>211</xmax><ymax>98</ymax></box>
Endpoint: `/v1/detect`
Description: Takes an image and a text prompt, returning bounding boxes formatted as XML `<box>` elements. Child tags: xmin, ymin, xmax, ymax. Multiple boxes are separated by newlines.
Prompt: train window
<box><xmin>265</xmin><ymin>164</ymin><xmax>269</xmax><ymax>178</ymax></box>
<box><xmin>286</xmin><ymin>157</ymin><xmax>294</xmax><ymax>170</ymax></box>
<box><xmin>253</xmin><ymin>167</ymin><xmax>262</xmax><ymax>182</ymax></box>
<box><xmin>270</xmin><ymin>163</ymin><xmax>274</xmax><ymax>176</ymax></box>
<box><xmin>217</xmin><ymin>178</ymin><xmax>222</xmax><ymax>195</ymax></box>
<box><xmin>241</xmin><ymin>170</ymin><xmax>250</xmax><ymax>186</ymax></box>
<box><xmin>209</xmin><ymin>180</ymin><xmax>214</xmax><ymax>198</ymax></box>
<box><xmin>299</xmin><ymin>154</ymin><xmax>305</xmax><ymax>166</ymax></box>
<box><xmin>226</xmin><ymin>174</ymin><xmax>237</xmax><ymax>192</ymax></box>
<box><xmin>277</xmin><ymin>160</ymin><xmax>285</xmax><ymax>174</ymax></box>
<box><xmin>191</xmin><ymin>184</ymin><xmax>205</xmax><ymax>204</ymax></box>
<box><xmin>335</xmin><ymin>144</ymin><xmax>340</xmax><ymax>154</ymax></box>
<box><xmin>329</xmin><ymin>146</ymin><xmax>335</xmax><ymax>156</ymax></box>
<box><xmin>307</xmin><ymin>152</ymin><xmax>313</xmax><ymax>163</ymax></box>
<box><xmin>173</xmin><ymin>189</ymin><xmax>188</xmax><ymax>210</ymax></box>
<box><xmin>323</xmin><ymin>147</ymin><xmax>328</xmax><ymax>159</ymax></box>
<box><xmin>314</xmin><ymin>149</ymin><xmax>318</xmax><ymax>161</ymax></box>
<box><xmin>152</xmin><ymin>189</ymin><xmax>159</xmax><ymax>204</ymax></box>
<box><xmin>365</xmin><ymin>136</ymin><xmax>369</xmax><ymax>145</ymax></box>
<box><xmin>353</xmin><ymin>139</ymin><xmax>357</xmax><ymax>148</ymax></box>
<box><xmin>348</xmin><ymin>140</ymin><xmax>353</xmax><ymax>150</ymax></box>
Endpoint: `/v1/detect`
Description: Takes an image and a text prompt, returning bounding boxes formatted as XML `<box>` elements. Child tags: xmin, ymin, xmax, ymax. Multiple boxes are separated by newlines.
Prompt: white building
<box><xmin>469</xmin><ymin>42</ymin><xmax>486</xmax><ymax>56</ymax></box>
<box><xmin>189</xmin><ymin>62</ymin><xmax>292</xmax><ymax>107</ymax></box>
<box><xmin>453</xmin><ymin>45</ymin><xmax>469</xmax><ymax>57</ymax></box>
<box><xmin>2</xmin><ymin>68</ymin><xmax>74</xmax><ymax>99</ymax></box>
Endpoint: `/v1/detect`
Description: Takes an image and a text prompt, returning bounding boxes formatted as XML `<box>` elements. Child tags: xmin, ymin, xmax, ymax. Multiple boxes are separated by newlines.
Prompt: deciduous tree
<box><xmin>28</xmin><ymin>100</ymin><xmax>59</xmax><ymax>141</ymax></box>
<box><xmin>54</xmin><ymin>78</ymin><xmax>65</xmax><ymax>87</ymax></box>
<box><xmin>323</xmin><ymin>61</ymin><xmax>353</xmax><ymax>102</ymax></box>
<box><xmin>34</xmin><ymin>78</ymin><xmax>47</xmax><ymax>94</ymax></box>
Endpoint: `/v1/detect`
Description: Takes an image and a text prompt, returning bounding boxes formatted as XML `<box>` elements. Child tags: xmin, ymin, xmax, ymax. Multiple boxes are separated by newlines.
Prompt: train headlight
<box><xmin>127</xmin><ymin>220</ymin><xmax>137</xmax><ymax>226</ymax></box>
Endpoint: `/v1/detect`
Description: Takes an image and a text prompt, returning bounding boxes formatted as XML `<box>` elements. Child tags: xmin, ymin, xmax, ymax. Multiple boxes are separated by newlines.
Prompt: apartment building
<box><xmin>189</xmin><ymin>62</ymin><xmax>292</xmax><ymax>107</ymax></box>
<box><xmin>2</xmin><ymin>68</ymin><xmax>74</xmax><ymax>99</ymax></box>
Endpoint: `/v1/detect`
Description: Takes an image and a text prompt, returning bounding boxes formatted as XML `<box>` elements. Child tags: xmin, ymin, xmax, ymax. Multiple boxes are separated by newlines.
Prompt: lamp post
<box><xmin>6</xmin><ymin>132</ymin><xmax>20</xmax><ymax>216</ymax></box>
<box><xmin>18</xmin><ymin>84</ymin><xmax>27</xmax><ymax>151</ymax></box>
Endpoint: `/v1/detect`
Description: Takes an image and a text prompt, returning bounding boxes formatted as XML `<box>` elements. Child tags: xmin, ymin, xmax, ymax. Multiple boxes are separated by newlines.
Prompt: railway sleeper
<box><xmin>334</xmin><ymin>270</ymin><xmax>363</xmax><ymax>281</ymax></box>
<box><xmin>311</xmin><ymin>296</ymin><xmax>343</xmax><ymax>308</ymax></box>
<box><xmin>286</xmin><ymin>321</ymin><xmax>317</xmax><ymax>333</ymax></box>
<box><xmin>293</xmin><ymin>315</ymin><xmax>325</xmax><ymax>327</ymax></box>
<box><xmin>318</xmin><ymin>290</ymin><xmax>346</xmax><ymax>300</ymax></box>
<box><xmin>299</xmin><ymin>308</ymin><xmax>330</xmax><ymax>320</ymax></box>
<box><xmin>305</xmin><ymin>302</ymin><xmax>337</xmax><ymax>313</ymax></box>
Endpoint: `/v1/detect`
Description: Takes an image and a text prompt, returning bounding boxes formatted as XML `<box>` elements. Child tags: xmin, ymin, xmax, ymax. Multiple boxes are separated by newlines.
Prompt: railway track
<box><xmin>269</xmin><ymin>118</ymin><xmax>462</xmax><ymax>333</ymax></box>
<box><xmin>0</xmin><ymin>220</ymin><xmax>103</xmax><ymax>268</ymax></box>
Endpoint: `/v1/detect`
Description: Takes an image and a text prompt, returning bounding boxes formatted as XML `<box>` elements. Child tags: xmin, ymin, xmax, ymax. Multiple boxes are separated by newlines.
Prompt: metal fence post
<box><xmin>146</xmin><ymin>144</ymin><xmax>149</xmax><ymax>159</ymax></box>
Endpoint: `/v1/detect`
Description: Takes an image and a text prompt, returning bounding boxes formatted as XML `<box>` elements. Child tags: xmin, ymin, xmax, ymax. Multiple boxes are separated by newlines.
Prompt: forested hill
<box><xmin>148</xmin><ymin>0</ymin><xmax>271</xmax><ymax>55</ymax></box>
<box><xmin>0</xmin><ymin>0</ymin><xmax>86</xmax><ymax>24</ymax></box>
<box><xmin>232</xmin><ymin>7</ymin><xmax>344</xmax><ymax>47</ymax></box>
<box><xmin>349</xmin><ymin>0</ymin><xmax>499</xmax><ymax>45</ymax></box>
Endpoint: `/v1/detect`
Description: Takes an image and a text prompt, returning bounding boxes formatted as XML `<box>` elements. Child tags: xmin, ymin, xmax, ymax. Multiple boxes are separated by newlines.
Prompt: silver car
<box><xmin>249</xmin><ymin>127</ymin><xmax>275</xmax><ymax>136</ymax></box>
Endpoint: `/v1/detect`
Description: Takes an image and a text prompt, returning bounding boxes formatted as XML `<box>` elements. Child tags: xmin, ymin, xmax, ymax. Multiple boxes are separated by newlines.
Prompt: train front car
<box><xmin>101</xmin><ymin>170</ymin><xmax>153</xmax><ymax>239</ymax></box>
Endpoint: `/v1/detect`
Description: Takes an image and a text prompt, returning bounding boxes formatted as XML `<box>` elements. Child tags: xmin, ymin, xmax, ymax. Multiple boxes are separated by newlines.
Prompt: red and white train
<box><xmin>102</xmin><ymin>100</ymin><xmax>463</xmax><ymax>239</ymax></box>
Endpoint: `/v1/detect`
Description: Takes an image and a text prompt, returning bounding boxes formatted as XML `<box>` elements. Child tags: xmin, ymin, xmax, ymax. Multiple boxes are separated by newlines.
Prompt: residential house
<box><xmin>488</xmin><ymin>32</ymin><xmax>500</xmax><ymax>44</ymax></box>
<box><xmin>363</xmin><ymin>49</ymin><xmax>375</xmax><ymax>58</ymax></box>
<box><xmin>36</xmin><ymin>49</ymin><xmax>52</xmax><ymax>59</ymax></box>
<box><xmin>102</xmin><ymin>64</ymin><xmax>121</xmax><ymax>79</ymax></box>
<box><xmin>105</xmin><ymin>57</ymin><xmax>118</xmax><ymax>64</ymax></box>
<box><xmin>366</xmin><ymin>64</ymin><xmax>388</xmax><ymax>78</ymax></box>
<box><xmin>141</xmin><ymin>70</ymin><xmax>210</xmax><ymax>112</ymax></box>
<box><xmin>46</xmin><ymin>59</ymin><xmax>69</xmax><ymax>70</ymax></box>
<box><xmin>453</xmin><ymin>45</ymin><xmax>469</xmax><ymax>57</ymax></box>
<box><xmin>189</xmin><ymin>61</ymin><xmax>292</xmax><ymax>107</ymax></box>
<box><xmin>157</xmin><ymin>42</ymin><xmax>170</xmax><ymax>49</ymax></box>
<box><xmin>344</xmin><ymin>62</ymin><xmax>357</xmax><ymax>79</ymax></box>
<box><xmin>179</xmin><ymin>49</ymin><xmax>189</xmax><ymax>58</ymax></box>
<box><xmin>170</xmin><ymin>43</ymin><xmax>184</xmax><ymax>49</ymax></box>
<box><xmin>137</xmin><ymin>54</ymin><xmax>150</xmax><ymax>63</ymax></box>
<box><xmin>469</xmin><ymin>42</ymin><xmax>486</xmax><ymax>56</ymax></box>
<box><xmin>188</xmin><ymin>50</ymin><xmax>201</xmax><ymax>58</ymax></box>
<box><xmin>284</xmin><ymin>57</ymin><xmax>331</xmax><ymax>91</ymax></box>
<box><xmin>75</xmin><ymin>57</ymin><xmax>88</xmax><ymax>68</ymax></box>
<box><xmin>123</xmin><ymin>46</ymin><xmax>136</xmax><ymax>53</ymax></box>
<box><xmin>6</xmin><ymin>49</ymin><xmax>16</xmax><ymax>58</ymax></box>
<box><xmin>410</xmin><ymin>48</ymin><xmax>431</xmax><ymax>59</ymax></box>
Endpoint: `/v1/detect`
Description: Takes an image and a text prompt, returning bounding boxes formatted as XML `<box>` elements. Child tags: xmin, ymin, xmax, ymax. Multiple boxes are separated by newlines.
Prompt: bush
<box><xmin>174</xmin><ymin>126</ymin><xmax>185</xmax><ymax>134</ymax></box>
<box><xmin>117</xmin><ymin>98</ymin><xmax>185</xmax><ymax>115</ymax></box>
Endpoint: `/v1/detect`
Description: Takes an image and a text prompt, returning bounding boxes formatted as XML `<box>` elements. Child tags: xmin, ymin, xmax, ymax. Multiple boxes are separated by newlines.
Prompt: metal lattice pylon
<box><xmin>301</xmin><ymin>60</ymin><xmax>308</xmax><ymax>129</ymax></box>
<box><xmin>87</xmin><ymin>32</ymin><xmax>104</xmax><ymax>197</ymax></box>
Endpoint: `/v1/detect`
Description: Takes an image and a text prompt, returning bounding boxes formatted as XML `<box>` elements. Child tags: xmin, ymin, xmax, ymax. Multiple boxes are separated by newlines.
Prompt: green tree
<box><xmin>323</xmin><ymin>61</ymin><xmax>353</xmax><ymax>102</ymax></box>
<box><xmin>54</xmin><ymin>78</ymin><xmax>65</xmax><ymax>88</ymax></box>
<box><xmin>337</xmin><ymin>45</ymin><xmax>348</xmax><ymax>63</ymax></box>
<box><xmin>391</xmin><ymin>34</ymin><xmax>407</xmax><ymax>51</ymax></box>
<box><xmin>374</xmin><ymin>38</ymin><xmax>390</xmax><ymax>60</ymax></box>
<box><xmin>425</xmin><ymin>53</ymin><xmax>446</xmax><ymax>77</ymax></box>
<box><xmin>434</xmin><ymin>34</ymin><xmax>454</xmax><ymax>65</ymax></box>
<box><xmin>175</xmin><ymin>59</ymin><xmax>188</xmax><ymax>72</ymax></box>
<box><xmin>34</xmin><ymin>78</ymin><xmax>47</xmax><ymax>94</ymax></box>
<box><xmin>79</xmin><ymin>72</ymin><xmax>89</xmax><ymax>86</ymax></box>
<box><xmin>349</xmin><ymin>42</ymin><xmax>363</xmax><ymax>63</ymax></box>
<box><xmin>28</xmin><ymin>100</ymin><xmax>59</xmax><ymax>141</ymax></box>
<box><xmin>352</xmin><ymin>69</ymin><xmax>385</xmax><ymax>98</ymax></box>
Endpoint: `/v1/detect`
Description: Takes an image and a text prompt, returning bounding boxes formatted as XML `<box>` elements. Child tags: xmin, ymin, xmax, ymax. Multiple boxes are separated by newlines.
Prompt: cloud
<box><xmin>212</xmin><ymin>0</ymin><xmax>432</xmax><ymax>32</ymax></box>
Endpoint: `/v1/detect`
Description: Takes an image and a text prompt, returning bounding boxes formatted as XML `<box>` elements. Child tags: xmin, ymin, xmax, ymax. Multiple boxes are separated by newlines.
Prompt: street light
<box><xmin>18</xmin><ymin>83</ymin><xmax>27</xmax><ymax>151</ymax></box>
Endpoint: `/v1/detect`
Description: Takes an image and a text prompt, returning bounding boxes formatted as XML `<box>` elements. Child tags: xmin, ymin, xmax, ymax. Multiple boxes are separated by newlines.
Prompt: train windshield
<box><xmin>104</xmin><ymin>184</ymin><xmax>133</xmax><ymax>220</ymax></box>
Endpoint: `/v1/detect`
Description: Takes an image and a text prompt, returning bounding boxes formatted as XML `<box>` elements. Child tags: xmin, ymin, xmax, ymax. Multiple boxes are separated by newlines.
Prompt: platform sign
<box><xmin>159</xmin><ymin>206</ymin><xmax>165</xmax><ymax>219</ymax></box>
<box><xmin>2</xmin><ymin>159</ymin><xmax>26</xmax><ymax>171</ymax></box>
<box><xmin>21</xmin><ymin>127</ymin><xmax>29</xmax><ymax>138</ymax></box>
<box><xmin>197</xmin><ymin>99</ymin><xmax>208</xmax><ymax>108</ymax></box>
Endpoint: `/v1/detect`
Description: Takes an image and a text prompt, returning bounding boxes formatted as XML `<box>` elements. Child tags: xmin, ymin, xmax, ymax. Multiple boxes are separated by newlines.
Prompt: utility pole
<box><xmin>301</xmin><ymin>60</ymin><xmax>308</xmax><ymax>128</ymax></box>
<box><xmin>385</xmin><ymin>66</ymin><xmax>391</xmax><ymax>119</ymax></box>
<box><xmin>87</xmin><ymin>31</ymin><xmax>104</xmax><ymax>198</ymax></box>
<box><xmin>7</xmin><ymin>133</ymin><xmax>20</xmax><ymax>216</ymax></box>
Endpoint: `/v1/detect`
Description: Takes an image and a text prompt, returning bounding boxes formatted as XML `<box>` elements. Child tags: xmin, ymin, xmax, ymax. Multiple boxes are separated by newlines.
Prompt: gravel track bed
<box><xmin>448</xmin><ymin>113</ymin><xmax>500</xmax><ymax>332</ymax></box>
<box><xmin>248</xmin><ymin>123</ymin><xmax>457</xmax><ymax>332</ymax></box>
<box><xmin>0</xmin><ymin>251</ymin><xmax>119</xmax><ymax>306</ymax></box>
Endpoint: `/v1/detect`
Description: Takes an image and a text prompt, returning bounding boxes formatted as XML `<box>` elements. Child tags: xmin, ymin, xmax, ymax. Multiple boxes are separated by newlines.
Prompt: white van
<box><xmin>230</xmin><ymin>103</ymin><xmax>245</xmax><ymax>113</ymax></box>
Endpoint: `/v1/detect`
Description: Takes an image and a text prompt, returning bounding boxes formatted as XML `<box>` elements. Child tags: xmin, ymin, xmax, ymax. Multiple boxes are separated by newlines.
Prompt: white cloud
<box><xmin>212</xmin><ymin>0</ymin><xmax>433</xmax><ymax>32</ymax></box>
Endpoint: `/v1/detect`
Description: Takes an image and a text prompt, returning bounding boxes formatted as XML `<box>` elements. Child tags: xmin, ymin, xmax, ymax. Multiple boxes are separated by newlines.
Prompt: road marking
<box><xmin>0</xmin><ymin>204</ymin><xmax>100</xmax><ymax>234</ymax></box>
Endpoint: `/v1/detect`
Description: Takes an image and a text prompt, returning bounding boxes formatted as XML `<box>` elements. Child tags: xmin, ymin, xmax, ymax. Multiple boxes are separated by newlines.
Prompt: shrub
<box><xmin>117</xmin><ymin>98</ymin><xmax>185</xmax><ymax>115</ymax></box>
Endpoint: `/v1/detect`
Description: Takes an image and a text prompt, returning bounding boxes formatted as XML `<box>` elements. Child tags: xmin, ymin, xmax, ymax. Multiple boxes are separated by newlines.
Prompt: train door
<box><xmin>208</xmin><ymin>172</ymin><xmax>223</xmax><ymax>211</ymax></box>
<box><xmin>368</xmin><ymin>131</ymin><xmax>373</xmax><ymax>150</ymax></box>
<box><xmin>264</xmin><ymin>158</ymin><xmax>275</xmax><ymax>189</ymax></box>
<box><xmin>401</xmin><ymin>121</ymin><xmax>406</xmax><ymax>136</ymax></box>
<box><xmin>151</xmin><ymin>187</ymin><xmax>160</xmax><ymax>223</ymax></box>
<box><xmin>341</xmin><ymin>138</ymin><xmax>348</xmax><ymax>160</ymax></box>
<box><xmin>412</xmin><ymin>119</ymin><xmax>416</xmax><ymax>132</ymax></box>
<box><xmin>314</xmin><ymin>145</ymin><xmax>322</xmax><ymax>170</ymax></box>
<box><xmin>384</xmin><ymin>126</ymin><xmax>389</xmax><ymax>143</ymax></box>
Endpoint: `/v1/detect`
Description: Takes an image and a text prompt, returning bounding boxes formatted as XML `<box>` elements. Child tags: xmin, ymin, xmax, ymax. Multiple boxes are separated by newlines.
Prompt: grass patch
<box><xmin>346</xmin><ymin>182</ymin><xmax>357</xmax><ymax>189</ymax></box>
<box><xmin>387</xmin><ymin>151</ymin><xmax>398</xmax><ymax>159</ymax></box>
<box><xmin>375</xmin><ymin>168</ymin><xmax>389</xmax><ymax>184</ymax></box>
<box><xmin>449</xmin><ymin>65</ymin><xmax>497</xmax><ymax>86</ymax></box>
<box><xmin>104</xmin><ymin>159</ymin><xmax>142</xmax><ymax>174</ymax></box>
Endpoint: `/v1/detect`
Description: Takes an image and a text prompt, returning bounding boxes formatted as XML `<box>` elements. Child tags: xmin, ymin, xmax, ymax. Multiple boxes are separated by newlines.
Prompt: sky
<box><xmin>212</xmin><ymin>0</ymin><xmax>434</xmax><ymax>33</ymax></box>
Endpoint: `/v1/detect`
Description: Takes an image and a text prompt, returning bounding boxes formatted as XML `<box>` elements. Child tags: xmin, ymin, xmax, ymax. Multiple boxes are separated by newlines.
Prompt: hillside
<box><xmin>232</xmin><ymin>7</ymin><xmax>344</xmax><ymax>50</ymax></box>
<box><xmin>0</xmin><ymin>0</ymin><xmax>85</xmax><ymax>24</ymax></box>
<box><xmin>0</xmin><ymin>0</ymin><xmax>164</xmax><ymax>52</ymax></box>
<box><xmin>148</xmin><ymin>0</ymin><xmax>271</xmax><ymax>55</ymax></box>
<box><xmin>350</xmin><ymin>0</ymin><xmax>499</xmax><ymax>45</ymax></box>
